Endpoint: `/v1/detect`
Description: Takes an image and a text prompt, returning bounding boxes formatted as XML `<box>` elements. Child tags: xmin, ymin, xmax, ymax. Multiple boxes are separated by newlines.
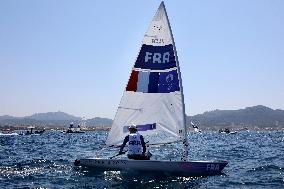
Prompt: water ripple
<box><xmin>0</xmin><ymin>131</ymin><xmax>283</xmax><ymax>188</ymax></box>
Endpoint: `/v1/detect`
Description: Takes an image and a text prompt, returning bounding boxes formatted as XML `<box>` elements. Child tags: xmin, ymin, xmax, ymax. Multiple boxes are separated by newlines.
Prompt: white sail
<box><xmin>106</xmin><ymin>2</ymin><xmax>186</xmax><ymax>146</ymax></box>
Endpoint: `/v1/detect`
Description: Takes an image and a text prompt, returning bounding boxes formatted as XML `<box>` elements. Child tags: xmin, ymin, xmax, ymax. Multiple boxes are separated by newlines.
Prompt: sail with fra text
<box><xmin>106</xmin><ymin>2</ymin><xmax>186</xmax><ymax>146</ymax></box>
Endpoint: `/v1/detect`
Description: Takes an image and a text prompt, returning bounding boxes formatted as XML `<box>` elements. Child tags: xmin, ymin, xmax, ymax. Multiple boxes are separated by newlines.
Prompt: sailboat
<box><xmin>191</xmin><ymin>122</ymin><xmax>202</xmax><ymax>133</ymax></box>
<box><xmin>75</xmin><ymin>2</ymin><xmax>228</xmax><ymax>176</ymax></box>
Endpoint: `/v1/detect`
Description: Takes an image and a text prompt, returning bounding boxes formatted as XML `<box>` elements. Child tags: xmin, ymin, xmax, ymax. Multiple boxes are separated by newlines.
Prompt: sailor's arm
<box><xmin>140</xmin><ymin>135</ymin><xmax>146</xmax><ymax>154</ymax></box>
<box><xmin>119</xmin><ymin>135</ymin><xmax>129</xmax><ymax>153</ymax></box>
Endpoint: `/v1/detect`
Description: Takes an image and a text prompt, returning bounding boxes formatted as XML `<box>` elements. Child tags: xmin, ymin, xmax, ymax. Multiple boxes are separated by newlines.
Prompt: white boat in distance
<box><xmin>75</xmin><ymin>2</ymin><xmax>228</xmax><ymax>176</ymax></box>
<box><xmin>64</xmin><ymin>122</ymin><xmax>84</xmax><ymax>133</ymax></box>
<box><xmin>0</xmin><ymin>132</ymin><xmax>18</xmax><ymax>136</ymax></box>
<box><xmin>191</xmin><ymin>122</ymin><xmax>202</xmax><ymax>133</ymax></box>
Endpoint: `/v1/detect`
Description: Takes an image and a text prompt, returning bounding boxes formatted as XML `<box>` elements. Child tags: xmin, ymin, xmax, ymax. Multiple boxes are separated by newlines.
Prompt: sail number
<box><xmin>152</xmin><ymin>38</ymin><xmax>164</xmax><ymax>44</ymax></box>
<box><xmin>145</xmin><ymin>52</ymin><xmax>170</xmax><ymax>64</ymax></box>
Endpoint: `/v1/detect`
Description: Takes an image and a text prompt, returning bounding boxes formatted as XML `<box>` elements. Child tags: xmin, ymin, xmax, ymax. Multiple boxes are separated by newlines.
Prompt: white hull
<box><xmin>75</xmin><ymin>158</ymin><xmax>228</xmax><ymax>176</ymax></box>
<box><xmin>0</xmin><ymin>133</ymin><xmax>18</xmax><ymax>136</ymax></box>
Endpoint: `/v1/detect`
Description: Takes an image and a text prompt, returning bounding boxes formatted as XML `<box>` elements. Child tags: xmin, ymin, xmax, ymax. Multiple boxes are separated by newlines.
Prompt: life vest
<box><xmin>128</xmin><ymin>133</ymin><xmax>142</xmax><ymax>155</ymax></box>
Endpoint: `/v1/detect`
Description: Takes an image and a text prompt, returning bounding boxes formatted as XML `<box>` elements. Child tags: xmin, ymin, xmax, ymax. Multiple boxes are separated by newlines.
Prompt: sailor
<box><xmin>119</xmin><ymin>124</ymin><xmax>150</xmax><ymax>160</ymax></box>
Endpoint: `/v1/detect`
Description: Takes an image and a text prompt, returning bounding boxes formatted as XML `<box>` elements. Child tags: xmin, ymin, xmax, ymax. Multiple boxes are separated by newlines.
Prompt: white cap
<box><xmin>129</xmin><ymin>124</ymin><xmax>137</xmax><ymax>129</ymax></box>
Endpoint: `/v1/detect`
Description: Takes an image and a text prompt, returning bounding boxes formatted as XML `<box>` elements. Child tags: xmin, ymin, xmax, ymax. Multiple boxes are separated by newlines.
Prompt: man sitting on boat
<box><xmin>119</xmin><ymin>124</ymin><xmax>150</xmax><ymax>160</ymax></box>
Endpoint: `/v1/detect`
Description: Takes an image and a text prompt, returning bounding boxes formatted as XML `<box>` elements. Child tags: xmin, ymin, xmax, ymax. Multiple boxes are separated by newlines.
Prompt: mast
<box><xmin>162</xmin><ymin>2</ymin><xmax>189</xmax><ymax>161</ymax></box>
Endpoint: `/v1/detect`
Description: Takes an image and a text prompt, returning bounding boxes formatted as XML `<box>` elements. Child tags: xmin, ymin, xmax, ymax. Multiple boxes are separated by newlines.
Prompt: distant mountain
<box><xmin>1</xmin><ymin>106</ymin><xmax>284</xmax><ymax>130</ymax></box>
<box><xmin>27</xmin><ymin>111</ymin><xmax>81</xmax><ymax>121</ymax></box>
<box><xmin>0</xmin><ymin>115</ymin><xmax>17</xmax><ymax>120</ymax></box>
<box><xmin>0</xmin><ymin>111</ymin><xmax>112</xmax><ymax>128</ymax></box>
<box><xmin>187</xmin><ymin>105</ymin><xmax>284</xmax><ymax>130</ymax></box>
<box><xmin>86</xmin><ymin>117</ymin><xmax>113</xmax><ymax>127</ymax></box>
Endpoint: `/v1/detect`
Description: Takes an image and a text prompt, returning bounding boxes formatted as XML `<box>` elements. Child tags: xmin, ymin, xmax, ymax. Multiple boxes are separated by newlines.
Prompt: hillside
<box><xmin>0</xmin><ymin>112</ymin><xmax>112</xmax><ymax>128</ymax></box>
<box><xmin>1</xmin><ymin>105</ymin><xmax>284</xmax><ymax>130</ymax></box>
<box><xmin>187</xmin><ymin>105</ymin><xmax>284</xmax><ymax>130</ymax></box>
<box><xmin>27</xmin><ymin>111</ymin><xmax>81</xmax><ymax>121</ymax></box>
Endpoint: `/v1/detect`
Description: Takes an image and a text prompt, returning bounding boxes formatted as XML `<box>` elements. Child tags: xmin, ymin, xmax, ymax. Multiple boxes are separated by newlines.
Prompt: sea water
<box><xmin>0</xmin><ymin>130</ymin><xmax>283</xmax><ymax>188</ymax></box>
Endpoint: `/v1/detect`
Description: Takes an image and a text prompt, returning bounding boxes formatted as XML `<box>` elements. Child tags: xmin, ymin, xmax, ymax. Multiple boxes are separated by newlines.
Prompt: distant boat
<box><xmin>19</xmin><ymin>126</ymin><xmax>45</xmax><ymax>135</ymax></box>
<box><xmin>191</xmin><ymin>122</ymin><xmax>202</xmax><ymax>133</ymax></box>
<box><xmin>75</xmin><ymin>2</ymin><xmax>228</xmax><ymax>176</ymax></box>
<box><xmin>65</xmin><ymin>122</ymin><xmax>84</xmax><ymax>133</ymax></box>
<box><xmin>219</xmin><ymin>128</ymin><xmax>237</xmax><ymax>134</ymax></box>
<box><xmin>0</xmin><ymin>132</ymin><xmax>18</xmax><ymax>136</ymax></box>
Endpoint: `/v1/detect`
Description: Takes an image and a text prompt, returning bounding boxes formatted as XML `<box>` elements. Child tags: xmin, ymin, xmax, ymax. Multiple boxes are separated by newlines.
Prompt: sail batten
<box><xmin>106</xmin><ymin>2</ymin><xmax>186</xmax><ymax>148</ymax></box>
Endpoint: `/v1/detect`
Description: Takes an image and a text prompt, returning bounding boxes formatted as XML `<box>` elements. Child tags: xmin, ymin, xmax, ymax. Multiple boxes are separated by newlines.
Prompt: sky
<box><xmin>0</xmin><ymin>0</ymin><xmax>283</xmax><ymax>119</ymax></box>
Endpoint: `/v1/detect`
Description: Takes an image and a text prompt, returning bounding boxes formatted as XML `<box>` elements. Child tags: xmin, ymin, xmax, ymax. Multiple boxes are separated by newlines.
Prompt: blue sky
<box><xmin>0</xmin><ymin>0</ymin><xmax>283</xmax><ymax>118</ymax></box>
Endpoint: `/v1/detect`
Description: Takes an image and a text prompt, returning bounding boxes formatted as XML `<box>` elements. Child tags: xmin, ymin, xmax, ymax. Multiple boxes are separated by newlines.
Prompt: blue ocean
<box><xmin>0</xmin><ymin>131</ymin><xmax>283</xmax><ymax>188</ymax></box>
